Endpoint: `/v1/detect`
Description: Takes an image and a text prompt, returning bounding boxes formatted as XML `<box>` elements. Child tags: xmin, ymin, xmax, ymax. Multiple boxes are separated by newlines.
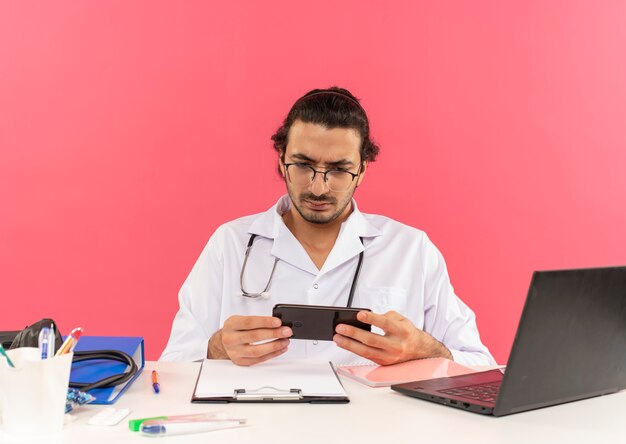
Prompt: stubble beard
<box><xmin>287</xmin><ymin>187</ymin><xmax>355</xmax><ymax>225</ymax></box>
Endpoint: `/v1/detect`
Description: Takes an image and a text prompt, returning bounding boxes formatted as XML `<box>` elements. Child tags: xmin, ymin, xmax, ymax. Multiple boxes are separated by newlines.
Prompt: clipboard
<box><xmin>191</xmin><ymin>359</ymin><xmax>349</xmax><ymax>403</ymax></box>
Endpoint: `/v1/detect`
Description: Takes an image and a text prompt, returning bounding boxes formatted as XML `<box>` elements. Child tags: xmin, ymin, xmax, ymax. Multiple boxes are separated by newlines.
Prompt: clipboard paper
<box><xmin>191</xmin><ymin>359</ymin><xmax>349</xmax><ymax>403</ymax></box>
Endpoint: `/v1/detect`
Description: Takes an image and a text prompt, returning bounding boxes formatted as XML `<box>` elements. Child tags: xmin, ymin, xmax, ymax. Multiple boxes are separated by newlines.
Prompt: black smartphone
<box><xmin>272</xmin><ymin>303</ymin><xmax>371</xmax><ymax>341</ymax></box>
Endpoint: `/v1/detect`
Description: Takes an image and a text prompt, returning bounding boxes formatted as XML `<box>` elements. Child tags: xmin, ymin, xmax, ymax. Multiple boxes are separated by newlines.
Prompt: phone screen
<box><xmin>273</xmin><ymin>304</ymin><xmax>371</xmax><ymax>341</ymax></box>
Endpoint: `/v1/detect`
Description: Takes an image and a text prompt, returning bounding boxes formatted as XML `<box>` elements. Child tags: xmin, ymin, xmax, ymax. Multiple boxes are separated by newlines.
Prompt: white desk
<box><xmin>60</xmin><ymin>361</ymin><xmax>625</xmax><ymax>444</ymax></box>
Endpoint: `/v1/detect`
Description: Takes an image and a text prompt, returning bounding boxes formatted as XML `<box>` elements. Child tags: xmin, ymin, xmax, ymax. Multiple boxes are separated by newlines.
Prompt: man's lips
<box><xmin>304</xmin><ymin>199</ymin><xmax>332</xmax><ymax>210</ymax></box>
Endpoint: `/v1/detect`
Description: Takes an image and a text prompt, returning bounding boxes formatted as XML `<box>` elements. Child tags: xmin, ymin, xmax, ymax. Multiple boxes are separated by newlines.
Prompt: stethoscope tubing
<box><xmin>239</xmin><ymin>234</ymin><xmax>364</xmax><ymax>308</ymax></box>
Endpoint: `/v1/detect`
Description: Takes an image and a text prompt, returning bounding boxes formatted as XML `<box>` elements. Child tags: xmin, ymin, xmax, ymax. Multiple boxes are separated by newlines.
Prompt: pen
<box><xmin>151</xmin><ymin>370</ymin><xmax>160</xmax><ymax>394</ymax></box>
<box><xmin>0</xmin><ymin>344</ymin><xmax>15</xmax><ymax>368</ymax></box>
<box><xmin>140</xmin><ymin>418</ymin><xmax>246</xmax><ymax>436</ymax></box>
<box><xmin>129</xmin><ymin>413</ymin><xmax>231</xmax><ymax>432</ymax></box>
<box><xmin>39</xmin><ymin>326</ymin><xmax>50</xmax><ymax>359</ymax></box>
<box><xmin>55</xmin><ymin>327</ymin><xmax>83</xmax><ymax>356</ymax></box>
<box><xmin>48</xmin><ymin>324</ymin><xmax>56</xmax><ymax>356</ymax></box>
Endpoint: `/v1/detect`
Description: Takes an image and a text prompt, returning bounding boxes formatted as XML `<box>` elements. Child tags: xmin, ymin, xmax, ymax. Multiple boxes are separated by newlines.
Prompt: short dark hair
<box><xmin>271</xmin><ymin>87</ymin><xmax>380</xmax><ymax>167</ymax></box>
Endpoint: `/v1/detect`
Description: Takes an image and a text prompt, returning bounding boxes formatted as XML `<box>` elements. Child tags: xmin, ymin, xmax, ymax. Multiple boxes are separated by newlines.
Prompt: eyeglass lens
<box><xmin>287</xmin><ymin>164</ymin><xmax>355</xmax><ymax>192</ymax></box>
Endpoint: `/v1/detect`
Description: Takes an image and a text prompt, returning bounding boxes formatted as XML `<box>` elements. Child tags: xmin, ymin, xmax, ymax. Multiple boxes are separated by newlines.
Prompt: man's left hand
<box><xmin>333</xmin><ymin>310</ymin><xmax>452</xmax><ymax>365</ymax></box>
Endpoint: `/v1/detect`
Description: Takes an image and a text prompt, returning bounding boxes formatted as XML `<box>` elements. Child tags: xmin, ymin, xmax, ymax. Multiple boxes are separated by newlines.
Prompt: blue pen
<box><xmin>39</xmin><ymin>326</ymin><xmax>50</xmax><ymax>359</ymax></box>
<box><xmin>48</xmin><ymin>325</ymin><xmax>56</xmax><ymax>357</ymax></box>
<box><xmin>0</xmin><ymin>344</ymin><xmax>15</xmax><ymax>368</ymax></box>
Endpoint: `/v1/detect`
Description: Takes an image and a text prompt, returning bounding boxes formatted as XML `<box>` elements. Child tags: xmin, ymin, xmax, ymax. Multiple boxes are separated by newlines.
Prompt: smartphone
<box><xmin>272</xmin><ymin>304</ymin><xmax>371</xmax><ymax>341</ymax></box>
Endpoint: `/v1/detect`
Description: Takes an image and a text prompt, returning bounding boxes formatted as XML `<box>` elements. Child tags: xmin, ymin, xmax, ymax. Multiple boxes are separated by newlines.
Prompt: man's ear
<box><xmin>355</xmin><ymin>160</ymin><xmax>368</xmax><ymax>187</ymax></box>
<box><xmin>278</xmin><ymin>152</ymin><xmax>286</xmax><ymax>178</ymax></box>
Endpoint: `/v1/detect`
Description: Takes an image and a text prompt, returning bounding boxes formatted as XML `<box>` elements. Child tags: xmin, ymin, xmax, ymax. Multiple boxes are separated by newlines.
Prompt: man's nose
<box><xmin>309</xmin><ymin>171</ymin><xmax>329</xmax><ymax>196</ymax></box>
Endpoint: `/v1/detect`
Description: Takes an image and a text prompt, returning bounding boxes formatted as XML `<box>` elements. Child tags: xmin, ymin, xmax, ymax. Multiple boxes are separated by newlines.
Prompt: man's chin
<box><xmin>287</xmin><ymin>190</ymin><xmax>352</xmax><ymax>225</ymax></box>
<box><xmin>300</xmin><ymin>209</ymin><xmax>338</xmax><ymax>225</ymax></box>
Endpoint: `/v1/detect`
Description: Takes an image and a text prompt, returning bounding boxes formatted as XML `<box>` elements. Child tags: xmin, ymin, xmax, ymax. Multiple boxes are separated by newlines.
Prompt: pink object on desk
<box><xmin>336</xmin><ymin>358</ymin><xmax>479</xmax><ymax>387</ymax></box>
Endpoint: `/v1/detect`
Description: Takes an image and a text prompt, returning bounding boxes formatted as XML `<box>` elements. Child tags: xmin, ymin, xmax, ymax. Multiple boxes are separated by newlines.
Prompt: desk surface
<box><xmin>59</xmin><ymin>361</ymin><xmax>624</xmax><ymax>444</ymax></box>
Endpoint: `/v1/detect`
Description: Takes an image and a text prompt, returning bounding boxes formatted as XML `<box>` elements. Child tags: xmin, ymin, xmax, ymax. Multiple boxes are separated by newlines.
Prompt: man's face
<box><xmin>280</xmin><ymin>120</ymin><xmax>367</xmax><ymax>225</ymax></box>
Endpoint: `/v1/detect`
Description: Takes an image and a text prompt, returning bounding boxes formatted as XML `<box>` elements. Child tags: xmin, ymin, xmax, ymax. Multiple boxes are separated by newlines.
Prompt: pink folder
<box><xmin>335</xmin><ymin>358</ymin><xmax>478</xmax><ymax>387</ymax></box>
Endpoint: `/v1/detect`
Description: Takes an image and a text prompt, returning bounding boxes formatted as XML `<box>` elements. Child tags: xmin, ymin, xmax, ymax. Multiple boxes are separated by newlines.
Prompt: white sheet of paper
<box><xmin>194</xmin><ymin>359</ymin><xmax>347</xmax><ymax>398</ymax></box>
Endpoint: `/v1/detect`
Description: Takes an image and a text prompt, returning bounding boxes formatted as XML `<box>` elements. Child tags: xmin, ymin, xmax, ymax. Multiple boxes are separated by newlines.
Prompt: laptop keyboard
<box><xmin>439</xmin><ymin>381</ymin><xmax>501</xmax><ymax>403</ymax></box>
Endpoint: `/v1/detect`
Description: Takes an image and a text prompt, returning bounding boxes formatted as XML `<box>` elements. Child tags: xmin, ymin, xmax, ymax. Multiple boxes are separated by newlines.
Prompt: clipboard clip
<box><xmin>234</xmin><ymin>386</ymin><xmax>303</xmax><ymax>401</ymax></box>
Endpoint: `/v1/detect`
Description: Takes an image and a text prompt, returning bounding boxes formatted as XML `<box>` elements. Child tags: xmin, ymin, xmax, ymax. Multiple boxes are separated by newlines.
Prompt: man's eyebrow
<box><xmin>290</xmin><ymin>153</ymin><xmax>315</xmax><ymax>162</ymax></box>
<box><xmin>289</xmin><ymin>153</ymin><xmax>356</xmax><ymax>167</ymax></box>
<box><xmin>326</xmin><ymin>159</ymin><xmax>355</xmax><ymax>168</ymax></box>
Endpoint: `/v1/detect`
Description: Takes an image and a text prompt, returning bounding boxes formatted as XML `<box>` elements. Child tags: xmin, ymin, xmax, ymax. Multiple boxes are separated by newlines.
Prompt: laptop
<box><xmin>391</xmin><ymin>266</ymin><xmax>626</xmax><ymax>416</ymax></box>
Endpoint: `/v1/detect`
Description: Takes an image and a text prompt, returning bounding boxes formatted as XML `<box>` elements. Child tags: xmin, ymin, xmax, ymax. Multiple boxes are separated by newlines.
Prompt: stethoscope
<box><xmin>239</xmin><ymin>234</ymin><xmax>364</xmax><ymax>308</ymax></box>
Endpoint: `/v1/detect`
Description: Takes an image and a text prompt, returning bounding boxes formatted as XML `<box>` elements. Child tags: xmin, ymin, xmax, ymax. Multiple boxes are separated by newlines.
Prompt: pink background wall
<box><xmin>1</xmin><ymin>1</ymin><xmax>625</xmax><ymax>363</ymax></box>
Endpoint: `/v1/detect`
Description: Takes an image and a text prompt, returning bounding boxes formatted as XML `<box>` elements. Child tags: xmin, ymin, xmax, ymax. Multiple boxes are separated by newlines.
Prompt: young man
<box><xmin>161</xmin><ymin>87</ymin><xmax>495</xmax><ymax>367</ymax></box>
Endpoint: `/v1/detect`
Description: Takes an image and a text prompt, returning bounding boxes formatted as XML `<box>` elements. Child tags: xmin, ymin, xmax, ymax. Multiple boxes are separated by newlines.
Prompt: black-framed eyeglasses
<box><xmin>283</xmin><ymin>162</ymin><xmax>361</xmax><ymax>192</ymax></box>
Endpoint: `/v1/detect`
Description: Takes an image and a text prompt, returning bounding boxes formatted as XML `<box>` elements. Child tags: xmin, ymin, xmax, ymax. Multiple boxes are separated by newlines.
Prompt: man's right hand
<box><xmin>207</xmin><ymin>315</ymin><xmax>292</xmax><ymax>366</ymax></box>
